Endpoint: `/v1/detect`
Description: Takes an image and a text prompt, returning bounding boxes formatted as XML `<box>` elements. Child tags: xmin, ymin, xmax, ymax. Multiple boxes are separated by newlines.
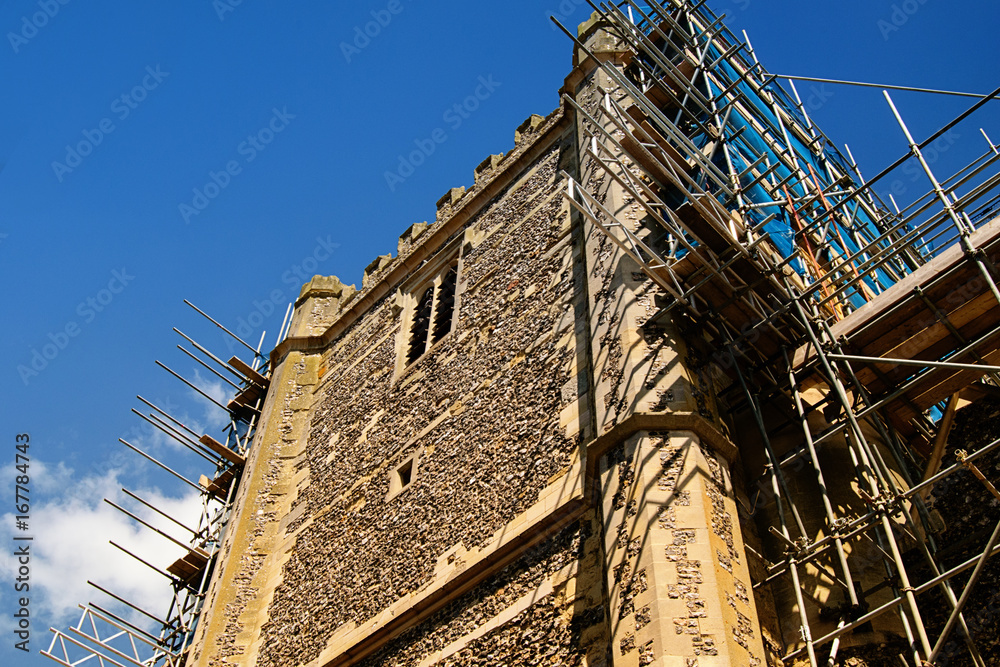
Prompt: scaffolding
<box><xmin>557</xmin><ymin>1</ymin><xmax>1000</xmax><ymax>665</ymax></box>
<box><xmin>41</xmin><ymin>300</ymin><xmax>288</xmax><ymax>667</ymax></box>
<box><xmin>37</xmin><ymin>2</ymin><xmax>1000</xmax><ymax>664</ymax></box>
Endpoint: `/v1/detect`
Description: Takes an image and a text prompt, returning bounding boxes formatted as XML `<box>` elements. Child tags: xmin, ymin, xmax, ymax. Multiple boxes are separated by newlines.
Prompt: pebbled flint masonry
<box><xmin>186</xmin><ymin>16</ymin><xmax>774</xmax><ymax>667</ymax></box>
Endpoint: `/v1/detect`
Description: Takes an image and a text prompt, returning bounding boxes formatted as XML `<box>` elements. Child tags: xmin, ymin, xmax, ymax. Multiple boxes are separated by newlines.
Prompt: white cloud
<box><xmin>0</xmin><ymin>462</ymin><xmax>205</xmax><ymax>639</ymax></box>
<box><xmin>190</xmin><ymin>371</ymin><xmax>234</xmax><ymax>434</ymax></box>
<box><xmin>0</xmin><ymin>358</ymin><xmax>248</xmax><ymax>659</ymax></box>
<box><xmin>31</xmin><ymin>459</ymin><xmax>75</xmax><ymax>496</ymax></box>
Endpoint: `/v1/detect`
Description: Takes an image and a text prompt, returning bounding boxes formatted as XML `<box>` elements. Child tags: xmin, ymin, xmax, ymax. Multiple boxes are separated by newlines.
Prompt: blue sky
<box><xmin>0</xmin><ymin>1</ymin><xmax>998</xmax><ymax>665</ymax></box>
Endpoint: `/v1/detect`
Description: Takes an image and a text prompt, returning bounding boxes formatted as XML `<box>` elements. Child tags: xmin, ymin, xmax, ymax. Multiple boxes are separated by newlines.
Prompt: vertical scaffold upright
<box><xmin>557</xmin><ymin>1</ymin><xmax>1000</xmax><ymax>665</ymax></box>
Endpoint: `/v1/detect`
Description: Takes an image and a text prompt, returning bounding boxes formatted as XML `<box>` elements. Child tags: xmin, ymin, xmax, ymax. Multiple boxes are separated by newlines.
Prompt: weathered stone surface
<box><xmin>362</xmin><ymin>254</ymin><xmax>394</xmax><ymax>289</ymax></box>
<box><xmin>357</xmin><ymin>517</ymin><xmax>610</xmax><ymax>667</ymax></box>
<box><xmin>515</xmin><ymin>114</ymin><xmax>545</xmax><ymax>145</ymax></box>
<box><xmin>183</xmin><ymin>18</ymin><xmax>816</xmax><ymax>667</ymax></box>
<box><xmin>474</xmin><ymin>154</ymin><xmax>505</xmax><ymax>185</ymax></box>
<box><xmin>435</xmin><ymin>187</ymin><xmax>466</xmax><ymax>221</ymax></box>
<box><xmin>252</xmin><ymin>142</ymin><xmax>593</xmax><ymax>667</ymax></box>
<box><xmin>398</xmin><ymin>222</ymin><xmax>430</xmax><ymax>256</ymax></box>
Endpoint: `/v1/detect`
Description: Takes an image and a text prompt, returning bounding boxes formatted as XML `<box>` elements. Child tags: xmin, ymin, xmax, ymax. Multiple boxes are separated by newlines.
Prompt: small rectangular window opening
<box><xmin>387</xmin><ymin>454</ymin><xmax>419</xmax><ymax>501</ymax></box>
<box><xmin>397</xmin><ymin>459</ymin><xmax>414</xmax><ymax>488</ymax></box>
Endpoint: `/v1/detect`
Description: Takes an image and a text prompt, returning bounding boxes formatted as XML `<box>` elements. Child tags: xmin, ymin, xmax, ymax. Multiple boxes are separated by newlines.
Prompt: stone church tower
<box><xmin>186</xmin><ymin>13</ymin><xmax>771</xmax><ymax>666</ymax></box>
<box><xmin>48</xmin><ymin>3</ymin><xmax>1000</xmax><ymax>667</ymax></box>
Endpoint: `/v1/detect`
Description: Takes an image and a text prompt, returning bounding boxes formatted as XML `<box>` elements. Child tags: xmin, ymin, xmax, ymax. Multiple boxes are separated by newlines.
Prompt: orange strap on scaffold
<box><xmin>783</xmin><ymin>185</ymin><xmax>844</xmax><ymax>320</ymax></box>
<box><xmin>808</xmin><ymin>165</ymin><xmax>878</xmax><ymax>303</ymax></box>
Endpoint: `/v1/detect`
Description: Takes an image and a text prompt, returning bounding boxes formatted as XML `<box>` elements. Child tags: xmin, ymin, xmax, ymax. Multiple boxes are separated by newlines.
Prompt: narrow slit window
<box><xmin>432</xmin><ymin>265</ymin><xmax>458</xmax><ymax>344</ymax></box>
<box><xmin>407</xmin><ymin>286</ymin><xmax>434</xmax><ymax>365</ymax></box>
<box><xmin>388</xmin><ymin>455</ymin><xmax>419</xmax><ymax>500</ymax></box>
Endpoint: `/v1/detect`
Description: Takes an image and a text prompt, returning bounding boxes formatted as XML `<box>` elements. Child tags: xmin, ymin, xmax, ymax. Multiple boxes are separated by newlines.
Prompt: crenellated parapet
<box><xmin>396</xmin><ymin>222</ymin><xmax>429</xmax><ymax>256</ymax></box>
<box><xmin>276</xmin><ymin>107</ymin><xmax>565</xmax><ymax>360</ymax></box>
<box><xmin>514</xmin><ymin>114</ymin><xmax>545</xmax><ymax>145</ymax></box>
<box><xmin>362</xmin><ymin>254</ymin><xmax>394</xmax><ymax>290</ymax></box>
<box><xmin>435</xmin><ymin>186</ymin><xmax>467</xmax><ymax>222</ymax></box>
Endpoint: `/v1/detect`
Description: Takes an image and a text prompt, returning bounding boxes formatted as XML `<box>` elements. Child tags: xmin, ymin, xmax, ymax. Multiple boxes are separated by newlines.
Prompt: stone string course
<box><xmin>357</xmin><ymin>517</ymin><xmax>610</xmax><ymax>667</ymax></box>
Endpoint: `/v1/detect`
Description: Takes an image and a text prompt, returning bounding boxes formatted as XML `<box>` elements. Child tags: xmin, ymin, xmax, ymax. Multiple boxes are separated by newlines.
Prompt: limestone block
<box><xmin>435</xmin><ymin>186</ymin><xmax>466</xmax><ymax>220</ymax></box>
<box><xmin>515</xmin><ymin>114</ymin><xmax>545</xmax><ymax>145</ymax></box>
<box><xmin>363</xmin><ymin>254</ymin><xmax>394</xmax><ymax>289</ymax></box>
<box><xmin>289</xmin><ymin>275</ymin><xmax>356</xmax><ymax>338</ymax></box>
<box><xmin>297</xmin><ymin>274</ymin><xmax>346</xmax><ymax>304</ymax></box>
<box><xmin>398</xmin><ymin>222</ymin><xmax>429</xmax><ymax>255</ymax></box>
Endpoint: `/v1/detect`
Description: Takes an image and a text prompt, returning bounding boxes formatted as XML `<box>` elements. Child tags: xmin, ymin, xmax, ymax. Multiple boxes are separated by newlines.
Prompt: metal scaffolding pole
<box><xmin>551</xmin><ymin>3</ymin><xmax>1000</xmax><ymax>665</ymax></box>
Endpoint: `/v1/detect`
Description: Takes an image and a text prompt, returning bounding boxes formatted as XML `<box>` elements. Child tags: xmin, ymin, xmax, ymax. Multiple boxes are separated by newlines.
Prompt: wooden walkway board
<box><xmin>228</xmin><ymin>356</ymin><xmax>269</xmax><ymax>389</ymax></box>
<box><xmin>200</xmin><ymin>469</ymin><xmax>236</xmax><ymax>500</ymax></box>
<box><xmin>625</xmin><ymin>105</ymin><xmax>694</xmax><ymax>175</ymax></box>
<box><xmin>794</xmin><ymin>216</ymin><xmax>1000</xmax><ymax>441</ymax></box>
<box><xmin>167</xmin><ymin>547</ymin><xmax>210</xmax><ymax>583</ymax></box>
<box><xmin>826</xmin><ymin>217</ymin><xmax>1000</xmax><ymax>347</ymax></box>
<box><xmin>198</xmin><ymin>434</ymin><xmax>246</xmax><ymax>467</ymax></box>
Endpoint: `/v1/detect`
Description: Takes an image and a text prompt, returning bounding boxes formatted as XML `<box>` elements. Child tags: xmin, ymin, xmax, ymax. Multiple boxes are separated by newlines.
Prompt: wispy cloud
<box><xmin>190</xmin><ymin>371</ymin><xmax>232</xmax><ymax>434</ymax></box>
<box><xmin>0</xmin><ymin>463</ymin><xmax>203</xmax><ymax>634</ymax></box>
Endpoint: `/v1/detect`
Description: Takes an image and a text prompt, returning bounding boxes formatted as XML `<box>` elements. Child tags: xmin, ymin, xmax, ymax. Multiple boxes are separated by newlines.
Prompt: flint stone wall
<box><xmin>253</xmin><ymin>137</ymin><xmax>602</xmax><ymax>666</ymax></box>
<box><xmin>357</xmin><ymin>516</ymin><xmax>610</xmax><ymax>667</ymax></box>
